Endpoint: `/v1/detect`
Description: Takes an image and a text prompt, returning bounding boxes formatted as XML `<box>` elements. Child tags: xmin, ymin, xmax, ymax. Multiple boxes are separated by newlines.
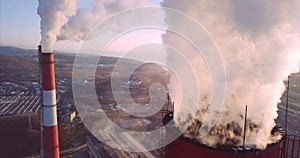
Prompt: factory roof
<box><xmin>0</xmin><ymin>95</ymin><xmax>40</xmax><ymax>116</ymax></box>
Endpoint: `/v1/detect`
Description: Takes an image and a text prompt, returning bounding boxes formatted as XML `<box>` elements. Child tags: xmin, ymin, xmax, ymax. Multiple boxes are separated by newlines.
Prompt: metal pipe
<box><xmin>38</xmin><ymin>46</ymin><xmax>44</xmax><ymax>158</ymax></box>
<box><xmin>286</xmin><ymin>136</ymin><xmax>290</xmax><ymax>157</ymax></box>
<box><xmin>243</xmin><ymin>105</ymin><xmax>247</xmax><ymax>148</ymax></box>
<box><xmin>40</xmin><ymin>47</ymin><xmax>60</xmax><ymax>158</ymax></box>
<box><xmin>284</xmin><ymin>76</ymin><xmax>290</xmax><ymax>158</ymax></box>
<box><xmin>296</xmin><ymin>136</ymin><xmax>300</xmax><ymax>157</ymax></box>
<box><xmin>291</xmin><ymin>135</ymin><xmax>295</xmax><ymax>157</ymax></box>
<box><xmin>284</xmin><ymin>76</ymin><xmax>290</xmax><ymax>135</ymax></box>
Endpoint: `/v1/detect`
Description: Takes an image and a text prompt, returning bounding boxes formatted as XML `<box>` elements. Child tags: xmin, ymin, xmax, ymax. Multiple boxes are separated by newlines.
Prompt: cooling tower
<box><xmin>163</xmin><ymin>112</ymin><xmax>285</xmax><ymax>158</ymax></box>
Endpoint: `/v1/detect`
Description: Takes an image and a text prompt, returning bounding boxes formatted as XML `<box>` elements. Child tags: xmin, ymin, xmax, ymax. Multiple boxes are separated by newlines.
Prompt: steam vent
<box><xmin>163</xmin><ymin>111</ymin><xmax>285</xmax><ymax>158</ymax></box>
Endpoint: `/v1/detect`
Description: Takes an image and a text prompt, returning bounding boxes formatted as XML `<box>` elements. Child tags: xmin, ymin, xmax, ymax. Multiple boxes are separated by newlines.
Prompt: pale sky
<box><xmin>0</xmin><ymin>0</ymin><xmax>163</xmax><ymax>53</ymax></box>
<box><xmin>0</xmin><ymin>0</ymin><xmax>41</xmax><ymax>49</ymax></box>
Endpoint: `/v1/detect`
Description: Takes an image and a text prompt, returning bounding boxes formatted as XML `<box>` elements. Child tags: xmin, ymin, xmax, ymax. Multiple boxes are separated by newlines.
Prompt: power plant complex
<box><xmin>35</xmin><ymin>46</ymin><xmax>299</xmax><ymax>158</ymax></box>
<box><xmin>0</xmin><ymin>0</ymin><xmax>298</xmax><ymax>157</ymax></box>
<box><xmin>3</xmin><ymin>45</ymin><xmax>297</xmax><ymax>157</ymax></box>
<box><xmin>31</xmin><ymin>0</ymin><xmax>299</xmax><ymax>157</ymax></box>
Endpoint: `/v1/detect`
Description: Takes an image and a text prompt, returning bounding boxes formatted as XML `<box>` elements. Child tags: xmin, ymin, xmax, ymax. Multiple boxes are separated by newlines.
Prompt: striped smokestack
<box><xmin>39</xmin><ymin>46</ymin><xmax>60</xmax><ymax>158</ymax></box>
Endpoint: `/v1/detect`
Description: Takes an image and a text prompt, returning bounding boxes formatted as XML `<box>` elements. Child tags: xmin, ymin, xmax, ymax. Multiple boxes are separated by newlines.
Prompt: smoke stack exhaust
<box><xmin>39</xmin><ymin>46</ymin><xmax>60</xmax><ymax>158</ymax></box>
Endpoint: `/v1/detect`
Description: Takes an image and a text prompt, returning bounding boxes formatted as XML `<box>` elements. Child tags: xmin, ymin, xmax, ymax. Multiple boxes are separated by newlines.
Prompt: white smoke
<box><xmin>57</xmin><ymin>0</ymin><xmax>149</xmax><ymax>41</ymax></box>
<box><xmin>162</xmin><ymin>0</ymin><xmax>300</xmax><ymax>149</ymax></box>
<box><xmin>37</xmin><ymin>0</ymin><xmax>77</xmax><ymax>52</ymax></box>
<box><xmin>37</xmin><ymin>0</ymin><xmax>299</xmax><ymax>149</ymax></box>
<box><xmin>38</xmin><ymin>0</ymin><xmax>149</xmax><ymax>51</ymax></box>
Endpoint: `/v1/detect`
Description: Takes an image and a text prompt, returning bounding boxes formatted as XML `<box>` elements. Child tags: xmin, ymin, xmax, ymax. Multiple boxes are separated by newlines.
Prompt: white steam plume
<box><xmin>38</xmin><ymin>0</ymin><xmax>148</xmax><ymax>51</ymax></box>
<box><xmin>162</xmin><ymin>0</ymin><xmax>299</xmax><ymax>149</ymax></box>
<box><xmin>37</xmin><ymin>0</ymin><xmax>77</xmax><ymax>52</ymax></box>
<box><xmin>58</xmin><ymin>0</ymin><xmax>148</xmax><ymax>41</ymax></box>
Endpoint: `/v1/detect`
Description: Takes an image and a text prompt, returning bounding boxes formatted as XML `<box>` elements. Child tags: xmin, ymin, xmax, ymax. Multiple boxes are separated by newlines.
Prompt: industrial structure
<box><xmin>38</xmin><ymin>46</ymin><xmax>60</xmax><ymax>158</ymax></box>
<box><xmin>160</xmin><ymin>77</ymin><xmax>300</xmax><ymax>158</ymax></box>
<box><xmin>162</xmin><ymin>111</ymin><xmax>285</xmax><ymax>158</ymax></box>
<box><xmin>0</xmin><ymin>95</ymin><xmax>40</xmax><ymax>116</ymax></box>
<box><xmin>30</xmin><ymin>46</ymin><xmax>299</xmax><ymax>158</ymax></box>
<box><xmin>73</xmin><ymin>83</ymin><xmax>299</xmax><ymax>158</ymax></box>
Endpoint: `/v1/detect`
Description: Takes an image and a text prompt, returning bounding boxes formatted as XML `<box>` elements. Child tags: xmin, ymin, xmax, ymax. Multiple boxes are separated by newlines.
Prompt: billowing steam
<box><xmin>58</xmin><ymin>0</ymin><xmax>148</xmax><ymax>41</ymax></box>
<box><xmin>37</xmin><ymin>0</ymin><xmax>299</xmax><ymax>149</ymax></box>
<box><xmin>37</xmin><ymin>0</ymin><xmax>148</xmax><ymax>52</ymax></box>
<box><xmin>37</xmin><ymin>0</ymin><xmax>77</xmax><ymax>52</ymax></box>
<box><xmin>162</xmin><ymin>0</ymin><xmax>299</xmax><ymax>149</ymax></box>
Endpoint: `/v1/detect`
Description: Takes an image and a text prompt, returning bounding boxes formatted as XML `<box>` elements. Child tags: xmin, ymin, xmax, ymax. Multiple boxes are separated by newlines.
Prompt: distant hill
<box><xmin>0</xmin><ymin>46</ymin><xmax>37</xmax><ymax>55</ymax></box>
<box><xmin>0</xmin><ymin>45</ymin><xmax>144</xmax><ymax>66</ymax></box>
<box><xmin>0</xmin><ymin>45</ymin><xmax>146</xmax><ymax>67</ymax></box>
<box><xmin>0</xmin><ymin>45</ymin><xmax>75</xmax><ymax>56</ymax></box>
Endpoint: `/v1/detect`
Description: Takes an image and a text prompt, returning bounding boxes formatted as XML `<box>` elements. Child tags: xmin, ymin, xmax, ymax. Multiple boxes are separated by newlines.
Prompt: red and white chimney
<box><xmin>39</xmin><ymin>46</ymin><xmax>60</xmax><ymax>158</ymax></box>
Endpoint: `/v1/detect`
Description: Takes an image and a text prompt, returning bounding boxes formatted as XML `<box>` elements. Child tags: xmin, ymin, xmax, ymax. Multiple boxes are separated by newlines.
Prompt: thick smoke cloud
<box><xmin>38</xmin><ymin>0</ymin><xmax>148</xmax><ymax>51</ymax></box>
<box><xmin>162</xmin><ymin>0</ymin><xmax>299</xmax><ymax>149</ymax></box>
<box><xmin>37</xmin><ymin>0</ymin><xmax>299</xmax><ymax>149</ymax></box>
<box><xmin>37</xmin><ymin>0</ymin><xmax>77</xmax><ymax>52</ymax></box>
<box><xmin>58</xmin><ymin>0</ymin><xmax>148</xmax><ymax>41</ymax></box>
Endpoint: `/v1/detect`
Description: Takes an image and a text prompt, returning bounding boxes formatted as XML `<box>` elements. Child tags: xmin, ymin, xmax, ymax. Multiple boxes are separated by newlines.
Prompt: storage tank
<box><xmin>163</xmin><ymin>112</ymin><xmax>285</xmax><ymax>158</ymax></box>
